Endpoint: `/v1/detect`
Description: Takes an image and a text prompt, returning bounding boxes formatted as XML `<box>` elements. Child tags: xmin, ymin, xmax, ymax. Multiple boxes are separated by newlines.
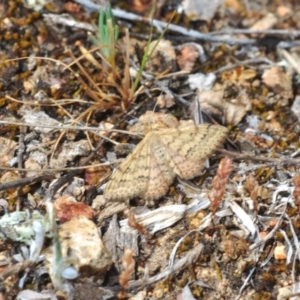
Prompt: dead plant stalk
<box><xmin>209</xmin><ymin>157</ymin><xmax>232</xmax><ymax>216</ymax></box>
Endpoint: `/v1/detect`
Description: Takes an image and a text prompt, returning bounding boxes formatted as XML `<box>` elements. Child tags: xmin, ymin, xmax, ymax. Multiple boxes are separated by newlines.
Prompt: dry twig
<box><xmin>213</xmin><ymin>57</ymin><xmax>275</xmax><ymax>74</ymax></box>
<box><xmin>217</xmin><ymin>149</ymin><xmax>300</xmax><ymax>166</ymax></box>
<box><xmin>16</xmin><ymin>126</ymin><xmax>26</xmax><ymax>211</ymax></box>
<box><xmin>0</xmin><ymin>174</ymin><xmax>55</xmax><ymax>191</ymax></box>
<box><xmin>68</xmin><ymin>0</ymin><xmax>300</xmax><ymax>47</ymax></box>
<box><xmin>69</xmin><ymin>0</ymin><xmax>256</xmax><ymax>45</ymax></box>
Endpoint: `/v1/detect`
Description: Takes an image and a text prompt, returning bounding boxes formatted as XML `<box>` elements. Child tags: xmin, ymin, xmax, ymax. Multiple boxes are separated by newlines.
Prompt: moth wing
<box><xmin>159</xmin><ymin>125</ymin><xmax>228</xmax><ymax>179</ymax></box>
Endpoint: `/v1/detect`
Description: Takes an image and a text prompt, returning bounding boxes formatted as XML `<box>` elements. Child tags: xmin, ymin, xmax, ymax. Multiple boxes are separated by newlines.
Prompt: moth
<box><xmin>104</xmin><ymin>124</ymin><xmax>228</xmax><ymax>204</ymax></box>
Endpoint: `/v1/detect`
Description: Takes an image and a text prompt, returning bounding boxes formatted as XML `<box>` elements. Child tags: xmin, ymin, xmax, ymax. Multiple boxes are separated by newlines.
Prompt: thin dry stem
<box><xmin>0</xmin><ymin>160</ymin><xmax>123</xmax><ymax>173</ymax></box>
<box><xmin>70</xmin><ymin>43</ymin><xmax>134</xmax><ymax>112</ymax></box>
<box><xmin>75</xmin><ymin>40</ymin><xmax>103</xmax><ymax>69</ymax></box>
<box><xmin>121</xmin><ymin>29</ymin><xmax>132</xmax><ymax>109</ymax></box>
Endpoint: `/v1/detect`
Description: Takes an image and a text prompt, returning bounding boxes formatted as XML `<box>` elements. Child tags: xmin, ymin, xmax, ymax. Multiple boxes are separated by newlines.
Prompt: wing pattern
<box><xmin>104</xmin><ymin>124</ymin><xmax>228</xmax><ymax>202</ymax></box>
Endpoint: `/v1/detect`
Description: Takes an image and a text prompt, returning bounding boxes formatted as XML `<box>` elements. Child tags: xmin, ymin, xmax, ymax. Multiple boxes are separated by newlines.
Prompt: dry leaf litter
<box><xmin>1</xmin><ymin>0</ymin><xmax>300</xmax><ymax>299</ymax></box>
